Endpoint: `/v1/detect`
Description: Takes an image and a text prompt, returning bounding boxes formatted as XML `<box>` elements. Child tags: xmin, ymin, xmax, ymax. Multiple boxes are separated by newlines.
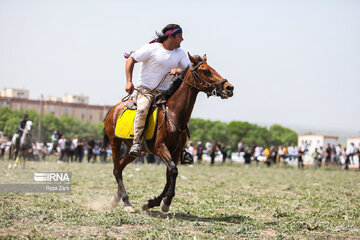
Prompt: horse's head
<box><xmin>186</xmin><ymin>53</ymin><xmax>234</xmax><ymax>99</ymax></box>
<box><xmin>25</xmin><ymin>120</ymin><xmax>33</xmax><ymax>133</ymax></box>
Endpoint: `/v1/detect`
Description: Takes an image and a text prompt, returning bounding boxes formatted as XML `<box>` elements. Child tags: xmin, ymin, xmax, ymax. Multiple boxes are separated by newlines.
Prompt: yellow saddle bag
<box><xmin>115</xmin><ymin>108</ymin><xmax>158</xmax><ymax>140</ymax></box>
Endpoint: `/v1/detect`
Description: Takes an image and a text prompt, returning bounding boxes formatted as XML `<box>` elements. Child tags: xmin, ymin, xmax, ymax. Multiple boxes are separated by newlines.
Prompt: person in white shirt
<box><xmin>125</xmin><ymin>24</ymin><xmax>191</xmax><ymax>156</ymax></box>
<box><xmin>58</xmin><ymin>136</ymin><xmax>66</xmax><ymax>161</ymax></box>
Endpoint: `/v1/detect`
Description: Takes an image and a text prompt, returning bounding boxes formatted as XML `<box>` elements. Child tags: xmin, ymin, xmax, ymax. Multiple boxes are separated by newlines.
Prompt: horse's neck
<box><xmin>21</xmin><ymin>130</ymin><xmax>30</xmax><ymax>145</ymax></box>
<box><xmin>166</xmin><ymin>80</ymin><xmax>199</xmax><ymax>128</ymax></box>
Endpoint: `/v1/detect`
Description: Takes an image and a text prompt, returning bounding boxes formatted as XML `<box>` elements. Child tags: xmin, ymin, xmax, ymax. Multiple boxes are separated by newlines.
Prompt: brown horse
<box><xmin>103</xmin><ymin>54</ymin><xmax>234</xmax><ymax>213</ymax></box>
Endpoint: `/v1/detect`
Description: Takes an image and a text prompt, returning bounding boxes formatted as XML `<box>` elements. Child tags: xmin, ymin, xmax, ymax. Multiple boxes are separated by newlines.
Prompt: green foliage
<box><xmin>0</xmin><ymin>107</ymin><xmax>103</xmax><ymax>140</ymax></box>
<box><xmin>1</xmin><ymin>107</ymin><xmax>297</xmax><ymax>145</ymax></box>
<box><xmin>190</xmin><ymin>118</ymin><xmax>298</xmax><ymax>147</ymax></box>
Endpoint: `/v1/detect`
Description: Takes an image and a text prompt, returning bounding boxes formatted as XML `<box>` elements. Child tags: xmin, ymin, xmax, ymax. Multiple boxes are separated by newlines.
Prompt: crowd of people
<box><xmin>49</xmin><ymin>130</ymin><xmax>108</xmax><ymax>163</ymax></box>
<box><xmin>1</xmin><ymin>125</ymin><xmax>360</xmax><ymax>171</ymax></box>
<box><xmin>184</xmin><ymin>140</ymin><xmax>360</xmax><ymax>170</ymax></box>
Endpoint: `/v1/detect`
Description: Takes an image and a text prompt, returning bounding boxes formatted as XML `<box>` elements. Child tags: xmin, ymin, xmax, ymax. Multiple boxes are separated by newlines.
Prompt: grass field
<box><xmin>1</xmin><ymin>157</ymin><xmax>360</xmax><ymax>239</ymax></box>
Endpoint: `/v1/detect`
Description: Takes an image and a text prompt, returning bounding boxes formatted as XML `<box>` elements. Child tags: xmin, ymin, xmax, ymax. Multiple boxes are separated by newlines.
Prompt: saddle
<box><xmin>114</xmin><ymin>95</ymin><xmax>166</xmax><ymax>141</ymax></box>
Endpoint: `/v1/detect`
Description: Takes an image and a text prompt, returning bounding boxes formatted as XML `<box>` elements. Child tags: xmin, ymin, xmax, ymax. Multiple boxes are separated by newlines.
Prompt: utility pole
<box><xmin>37</xmin><ymin>94</ymin><xmax>44</xmax><ymax>142</ymax></box>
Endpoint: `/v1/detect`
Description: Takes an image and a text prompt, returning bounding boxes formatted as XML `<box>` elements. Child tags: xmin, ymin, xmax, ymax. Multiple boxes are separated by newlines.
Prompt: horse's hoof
<box><xmin>142</xmin><ymin>203</ymin><xmax>149</xmax><ymax>211</ymax></box>
<box><xmin>110</xmin><ymin>196</ymin><xmax>119</xmax><ymax>208</ymax></box>
<box><xmin>14</xmin><ymin>164</ymin><xmax>17</xmax><ymax>168</ymax></box>
<box><xmin>8</xmin><ymin>164</ymin><xmax>12</xmax><ymax>169</ymax></box>
<box><xmin>160</xmin><ymin>200</ymin><xmax>170</xmax><ymax>212</ymax></box>
<box><xmin>124</xmin><ymin>205</ymin><xmax>135</xmax><ymax>213</ymax></box>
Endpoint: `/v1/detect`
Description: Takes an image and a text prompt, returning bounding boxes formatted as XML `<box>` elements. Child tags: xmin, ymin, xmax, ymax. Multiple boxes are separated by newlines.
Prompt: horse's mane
<box><xmin>162</xmin><ymin>66</ymin><xmax>189</xmax><ymax>100</ymax></box>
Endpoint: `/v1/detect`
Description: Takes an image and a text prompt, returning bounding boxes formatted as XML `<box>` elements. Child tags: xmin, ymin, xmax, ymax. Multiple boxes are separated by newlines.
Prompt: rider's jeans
<box><xmin>133</xmin><ymin>87</ymin><xmax>162</xmax><ymax>143</ymax></box>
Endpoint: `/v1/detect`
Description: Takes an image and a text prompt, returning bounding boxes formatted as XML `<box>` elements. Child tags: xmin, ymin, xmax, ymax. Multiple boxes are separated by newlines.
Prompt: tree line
<box><xmin>189</xmin><ymin>118</ymin><xmax>298</xmax><ymax>147</ymax></box>
<box><xmin>0</xmin><ymin>107</ymin><xmax>298</xmax><ymax>147</ymax></box>
<box><xmin>0</xmin><ymin>107</ymin><xmax>103</xmax><ymax>141</ymax></box>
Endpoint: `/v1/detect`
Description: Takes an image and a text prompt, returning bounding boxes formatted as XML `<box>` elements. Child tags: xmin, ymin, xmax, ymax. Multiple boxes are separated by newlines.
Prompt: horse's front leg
<box><xmin>156</xmin><ymin>145</ymin><xmax>179</xmax><ymax>212</ymax></box>
<box><xmin>143</xmin><ymin>169</ymin><xmax>170</xmax><ymax>210</ymax></box>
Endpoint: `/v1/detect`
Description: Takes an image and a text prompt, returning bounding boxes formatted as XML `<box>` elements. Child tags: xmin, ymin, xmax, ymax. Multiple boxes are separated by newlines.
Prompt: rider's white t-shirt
<box><xmin>131</xmin><ymin>43</ymin><xmax>191</xmax><ymax>91</ymax></box>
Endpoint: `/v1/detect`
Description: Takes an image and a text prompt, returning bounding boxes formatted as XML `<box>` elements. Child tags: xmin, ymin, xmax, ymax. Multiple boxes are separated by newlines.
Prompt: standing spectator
<box><xmin>331</xmin><ymin>144</ymin><xmax>337</xmax><ymax>164</ymax></box>
<box><xmin>0</xmin><ymin>132</ymin><xmax>7</xmax><ymax>159</ymax></box>
<box><xmin>270</xmin><ymin>146</ymin><xmax>277</xmax><ymax>165</ymax></box>
<box><xmin>71</xmin><ymin>137</ymin><xmax>78</xmax><ymax>162</ymax></box>
<box><xmin>93</xmin><ymin>142</ymin><xmax>100</xmax><ymax>163</ymax></box>
<box><xmin>237</xmin><ymin>141</ymin><xmax>245</xmax><ymax>156</ymax></box>
<box><xmin>187</xmin><ymin>142</ymin><xmax>194</xmax><ymax>159</ymax></box>
<box><xmin>75</xmin><ymin>137</ymin><xmax>84</xmax><ymax>163</ymax></box>
<box><xmin>348</xmin><ymin>142</ymin><xmax>355</xmax><ymax>165</ymax></box>
<box><xmin>344</xmin><ymin>147</ymin><xmax>351</xmax><ymax>170</ymax></box>
<box><xmin>225</xmin><ymin>143</ymin><xmax>233</xmax><ymax>162</ymax></box>
<box><xmin>318</xmin><ymin>146</ymin><xmax>324</xmax><ymax>166</ymax></box>
<box><xmin>205</xmin><ymin>141</ymin><xmax>212</xmax><ymax>156</ymax></box>
<box><xmin>282</xmin><ymin>146</ymin><xmax>288</xmax><ymax>164</ymax></box>
<box><xmin>298</xmin><ymin>149</ymin><xmax>304</xmax><ymax>169</ymax></box>
<box><xmin>65</xmin><ymin>137</ymin><xmax>72</xmax><ymax>162</ymax></box>
<box><xmin>335</xmin><ymin>144</ymin><xmax>342</xmax><ymax>165</ymax></box>
<box><xmin>100</xmin><ymin>146</ymin><xmax>108</xmax><ymax>163</ymax></box>
<box><xmin>196</xmin><ymin>141</ymin><xmax>204</xmax><ymax>163</ymax></box>
<box><xmin>325</xmin><ymin>144</ymin><xmax>332</xmax><ymax>166</ymax></box>
<box><xmin>87</xmin><ymin>136</ymin><xmax>96</xmax><ymax>163</ymax></box>
<box><xmin>264</xmin><ymin>147</ymin><xmax>270</xmax><ymax>167</ymax></box>
<box><xmin>293</xmin><ymin>146</ymin><xmax>299</xmax><ymax>162</ymax></box>
<box><xmin>312</xmin><ymin>147</ymin><xmax>321</xmax><ymax>169</ymax></box>
<box><xmin>288</xmin><ymin>146</ymin><xmax>294</xmax><ymax>161</ymax></box>
<box><xmin>58</xmin><ymin>136</ymin><xmax>66</xmax><ymax>161</ymax></box>
<box><xmin>210</xmin><ymin>144</ymin><xmax>218</xmax><ymax>165</ymax></box>
<box><xmin>51</xmin><ymin>131</ymin><xmax>58</xmax><ymax>153</ymax></box>
<box><xmin>356</xmin><ymin>144</ymin><xmax>360</xmax><ymax>171</ymax></box>
<box><xmin>216</xmin><ymin>141</ymin><xmax>226</xmax><ymax>163</ymax></box>
<box><xmin>253</xmin><ymin>145</ymin><xmax>262</xmax><ymax>166</ymax></box>
<box><xmin>244</xmin><ymin>148</ymin><xmax>252</xmax><ymax>168</ymax></box>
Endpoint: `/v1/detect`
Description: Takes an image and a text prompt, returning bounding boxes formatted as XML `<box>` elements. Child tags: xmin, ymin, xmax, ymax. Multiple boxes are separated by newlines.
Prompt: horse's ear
<box><xmin>202</xmin><ymin>54</ymin><xmax>207</xmax><ymax>62</ymax></box>
<box><xmin>188</xmin><ymin>52</ymin><xmax>197</xmax><ymax>64</ymax></box>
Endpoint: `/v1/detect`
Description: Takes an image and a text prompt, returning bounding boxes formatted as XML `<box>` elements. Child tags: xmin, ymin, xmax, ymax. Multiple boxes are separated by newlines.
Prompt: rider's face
<box><xmin>172</xmin><ymin>33</ymin><xmax>183</xmax><ymax>48</ymax></box>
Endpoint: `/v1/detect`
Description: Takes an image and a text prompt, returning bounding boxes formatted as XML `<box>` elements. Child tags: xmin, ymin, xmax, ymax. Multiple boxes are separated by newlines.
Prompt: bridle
<box><xmin>185</xmin><ymin>61</ymin><xmax>228</xmax><ymax>97</ymax></box>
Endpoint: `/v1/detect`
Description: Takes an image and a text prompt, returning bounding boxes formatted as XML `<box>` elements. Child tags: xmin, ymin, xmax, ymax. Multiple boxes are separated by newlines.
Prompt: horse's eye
<box><xmin>203</xmin><ymin>69</ymin><xmax>212</xmax><ymax>77</ymax></box>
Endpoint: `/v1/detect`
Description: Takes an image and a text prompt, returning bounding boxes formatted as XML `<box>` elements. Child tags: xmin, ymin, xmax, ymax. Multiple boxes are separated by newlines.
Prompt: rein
<box><xmin>122</xmin><ymin>72</ymin><xmax>170</xmax><ymax>102</ymax></box>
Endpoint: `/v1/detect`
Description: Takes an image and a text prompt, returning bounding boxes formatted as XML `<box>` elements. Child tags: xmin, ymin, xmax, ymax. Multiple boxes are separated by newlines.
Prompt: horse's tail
<box><xmin>101</xmin><ymin>128</ymin><xmax>110</xmax><ymax>151</ymax></box>
<box><xmin>101</xmin><ymin>106</ymin><xmax>114</xmax><ymax>151</ymax></box>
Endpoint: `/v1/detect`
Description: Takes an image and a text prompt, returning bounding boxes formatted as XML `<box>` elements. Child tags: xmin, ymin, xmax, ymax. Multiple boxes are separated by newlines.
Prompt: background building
<box><xmin>1</xmin><ymin>88</ymin><xmax>29</xmax><ymax>99</ymax></box>
<box><xmin>0</xmin><ymin>88</ymin><xmax>111</xmax><ymax>123</ymax></box>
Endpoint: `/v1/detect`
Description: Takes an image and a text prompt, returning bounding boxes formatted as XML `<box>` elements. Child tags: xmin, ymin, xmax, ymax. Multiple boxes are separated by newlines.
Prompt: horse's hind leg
<box><xmin>110</xmin><ymin>141</ymin><xmax>136</xmax><ymax>213</ymax></box>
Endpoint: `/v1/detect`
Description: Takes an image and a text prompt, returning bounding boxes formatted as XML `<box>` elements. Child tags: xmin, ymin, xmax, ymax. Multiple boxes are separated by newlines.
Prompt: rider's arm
<box><xmin>125</xmin><ymin>57</ymin><xmax>137</xmax><ymax>94</ymax></box>
<box><xmin>18</xmin><ymin>121</ymin><xmax>24</xmax><ymax>132</ymax></box>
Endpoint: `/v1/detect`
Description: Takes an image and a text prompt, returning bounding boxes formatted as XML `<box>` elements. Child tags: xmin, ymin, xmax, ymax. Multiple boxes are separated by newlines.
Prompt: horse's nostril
<box><xmin>226</xmin><ymin>85</ymin><xmax>234</xmax><ymax>91</ymax></box>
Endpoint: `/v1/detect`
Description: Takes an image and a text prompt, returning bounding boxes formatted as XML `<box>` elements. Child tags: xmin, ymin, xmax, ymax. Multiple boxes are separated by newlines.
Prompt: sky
<box><xmin>0</xmin><ymin>0</ymin><xmax>359</xmax><ymax>133</ymax></box>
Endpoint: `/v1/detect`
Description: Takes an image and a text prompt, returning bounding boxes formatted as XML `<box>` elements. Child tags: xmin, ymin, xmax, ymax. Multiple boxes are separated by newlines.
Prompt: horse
<box><xmin>102</xmin><ymin>54</ymin><xmax>234</xmax><ymax>213</ymax></box>
<box><xmin>9</xmin><ymin>120</ymin><xmax>33</xmax><ymax>169</ymax></box>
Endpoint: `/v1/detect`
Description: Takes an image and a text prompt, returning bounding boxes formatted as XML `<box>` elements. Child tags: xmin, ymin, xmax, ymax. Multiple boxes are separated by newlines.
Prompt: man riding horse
<box><xmin>17</xmin><ymin>113</ymin><xmax>29</xmax><ymax>144</ymax></box>
<box><xmin>103</xmin><ymin>24</ymin><xmax>233</xmax><ymax>213</ymax></box>
<box><xmin>125</xmin><ymin>23</ymin><xmax>191</xmax><ymax>157</ymax></box>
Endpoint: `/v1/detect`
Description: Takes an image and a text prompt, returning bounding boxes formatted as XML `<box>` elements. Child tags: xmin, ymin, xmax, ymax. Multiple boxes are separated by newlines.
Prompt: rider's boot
<box><xmin>129</xmin><ymin>142</ymin><xmax>142</xmax><ymax>157</ymax></box>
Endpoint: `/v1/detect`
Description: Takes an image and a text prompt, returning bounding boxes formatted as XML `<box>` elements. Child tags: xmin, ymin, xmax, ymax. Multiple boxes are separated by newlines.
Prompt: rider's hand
<box><xmin>170</xmin><ymin>68</ymin><xmax>182</xmax><ymax>75</ymax></box>
<box><xmin>125</xmin><ymin>81</ymin><xmax>134</xmax><ymax>94</ymax></box>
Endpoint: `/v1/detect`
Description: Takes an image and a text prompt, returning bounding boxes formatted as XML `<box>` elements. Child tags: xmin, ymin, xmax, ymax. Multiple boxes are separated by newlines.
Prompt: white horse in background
<box><xmin>9</xmin><ymin>120</ymin><xmax>33</xmax><ymax>169</ymax></box>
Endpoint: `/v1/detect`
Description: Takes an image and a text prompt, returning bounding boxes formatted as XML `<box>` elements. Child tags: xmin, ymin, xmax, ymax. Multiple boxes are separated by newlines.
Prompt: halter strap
<box><xmin>185</xmin><ymin>61</ymin><xmax>228</xmax><ymax>97</ymax></box>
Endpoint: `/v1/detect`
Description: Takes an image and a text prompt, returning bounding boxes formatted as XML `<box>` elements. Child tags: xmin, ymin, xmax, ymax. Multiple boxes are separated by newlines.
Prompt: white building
<box><xmin>298</xmin><ymin>135</ymin><xmax>338</xmax><ymax>165</ymax></box>
<box><xmin>1</xmin><ymin>88</ymin><xmax>29</xmax><ymax>99</ymax></box>
<box><xmin>62</xmin><ymin>94</ymin><xmax>89</xmax><ymax>104</ymax></box>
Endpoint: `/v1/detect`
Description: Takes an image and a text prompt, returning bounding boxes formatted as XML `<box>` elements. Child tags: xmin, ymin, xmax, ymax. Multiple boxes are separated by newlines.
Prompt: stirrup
<box><xmin>129</xmin><ymin>143</ymin><xmax>142</xmax><ymax>157</ymax></box>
